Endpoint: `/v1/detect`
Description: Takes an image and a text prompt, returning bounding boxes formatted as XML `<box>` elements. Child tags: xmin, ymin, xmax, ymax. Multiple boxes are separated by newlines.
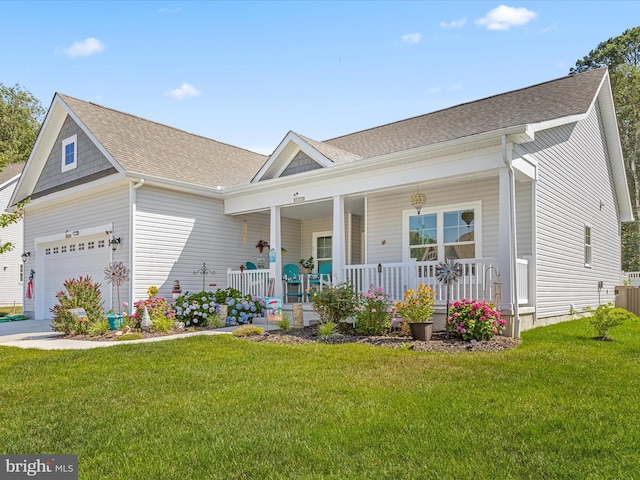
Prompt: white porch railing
<box><xmin>516</xmin><ymin>258</ymin><xmax>529</xmax><ymax>304</ymax></box>
<box><xmin>226</xmin><ymin>268</ymin><xmax>271</xmax><ymax>299</ymax></box>
<box><xmin>344</xmin><ymin>258</ymin><xmax>529</xmax><ymax>306</ymax></box>
<box><xmin>227</xmin><ymin>258</ymin><xmax>530</xmax><ymax>306</ymax></box>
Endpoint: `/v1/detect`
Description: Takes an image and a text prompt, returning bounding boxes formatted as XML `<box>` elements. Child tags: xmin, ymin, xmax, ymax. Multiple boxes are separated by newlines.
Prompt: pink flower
<box><xmin>492</xmin><ymin>328</ymin><xmax>498</xmax><ymax>334</ymax></box>
<box><xmin>453</xmin><ymin>312</ymin><xmax>460</xmax><ymax>318</ymax></box>
<box><xmin>480</xmin><ymin>316</ymin><xmax>486</xmax><ymax>321</ymax></box>
<box><xmin>371</xmin><ymin>308</ymin><xmax>377</xmax><ymax>313</ymax></box>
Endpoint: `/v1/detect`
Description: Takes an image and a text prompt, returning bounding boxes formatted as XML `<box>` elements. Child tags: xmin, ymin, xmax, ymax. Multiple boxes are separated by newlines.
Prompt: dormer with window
<box><xmin>61</xmin><ymin>134</ymin><xmax>77</xmax><ymax>172</ymax></box>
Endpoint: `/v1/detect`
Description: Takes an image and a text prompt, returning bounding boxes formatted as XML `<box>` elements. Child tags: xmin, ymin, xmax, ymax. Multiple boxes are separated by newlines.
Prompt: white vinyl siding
<box><xmin>135</xmin><ymin>186</ymin><xmax>293</xmax><ymax>300</ymax></box>
<box><xmin>367</xmin><ymin>178</ymin><xmax>500</xmax><ymax>264</ymax></box>
<box><xmin>23</xmin><ymin>184</ymin><xmax>130</xmax><ymax>318</ymax></box>
<box><xmin>0</xmin><ymin>176</ymin><xmax>23</xmax><ymax>306</ymax></box>
<box><xmin>515</xmin><ymin>100</ymin><xmax>621</xmax><ymax>318</ymax></box>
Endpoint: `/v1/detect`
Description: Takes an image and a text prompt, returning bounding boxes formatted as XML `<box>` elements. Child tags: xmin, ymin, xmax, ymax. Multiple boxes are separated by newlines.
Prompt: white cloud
<box><xmin>475</xmin><ymin>5</ymin><xmax>537</xmax><ymax>31</ymax></box>
<box><xmin>167</xmin><ymin>83</ymin><xmax>201</xmax><ymax>100</ymax></box>
<box><xmin>440</xmin><ymin>18</ymin><xmax>467</xmax><ymax>29</ymax></box>
<box><xmin>159</xmin><ymin>7</ymin><xmax>182</xmax><ymax>13</ymax></box>
<box><xmin>401</xmin><ymin>33</ymin><xmax>422</xmax><ymax>45</ymax></box>
<box><xmin>426</xmin><ymin>87</ymin><xmax>442</xmax><ymax>95</ymax></box>
<box><xmin>62</xmin><ymin>37</ymin><xmax>105</xmax><ymax>57</ymax></box>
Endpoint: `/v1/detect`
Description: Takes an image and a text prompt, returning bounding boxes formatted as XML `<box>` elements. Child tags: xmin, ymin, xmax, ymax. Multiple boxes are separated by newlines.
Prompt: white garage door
<box><xmin>42</xmin><ymin>233</ymin><xmax>111</xmax><ymax>320</ymax></box>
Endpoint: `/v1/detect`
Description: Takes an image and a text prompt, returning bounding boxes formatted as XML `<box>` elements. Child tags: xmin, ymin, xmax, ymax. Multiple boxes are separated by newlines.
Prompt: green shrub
<box><xmin>87</xmin><ymin>319</ymin><xmax>109</xmax><ymax>336</ymax></box>
<box><xmin>587</xmin><ymin>303</ymin><xmax>637</xmax><ymax>339</ymax></box>
<box><xmin>152</xmin><ymin>316</ymin><xmax>176</xmax><ymax>333</ymax></box>
<box><xmin>277</xmin><ymin>314</ymin><xmax>291</xmax><ymax>330</ymax></box>
<box><xmin>311</xmin><ymin>282</ymin><xmax>357</xmax><ymax>324</ymax></box>
<box><xmin>354</xmin><ymin>286</ymin><xmax>393</xmax><ymax>335</ymax></box>
<box><xmin>318</xmin><ymin>321</ymin><xmax>337</xmax><ymax>339</ymax></box>
<box><xmin>232</xmin><ymin>325</ymin><xmax>265</xmax><ymax>337</ymax></box>
<box><xmin>51</xmin><ymin>276</ymin><xmax>105</xmax><ymax>334</ymax></box>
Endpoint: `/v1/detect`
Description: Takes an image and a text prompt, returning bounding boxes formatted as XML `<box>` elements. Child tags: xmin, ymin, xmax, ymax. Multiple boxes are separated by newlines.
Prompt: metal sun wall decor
<box><xmin>104</xmin><ymin>261</ymin><xmax>130</xmax><ymax>311</ymax></box>
<box><xmin>435</xmin><ymin>259</ymin><xmax>463</xmax><ymax>338</ymax></box>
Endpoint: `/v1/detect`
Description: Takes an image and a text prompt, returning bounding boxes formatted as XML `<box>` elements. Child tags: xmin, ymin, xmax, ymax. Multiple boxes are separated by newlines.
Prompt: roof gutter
<box><xmin>502</xmin><ymin>135</ymin><xmax>521</xmax><ymax>338</ymax></box>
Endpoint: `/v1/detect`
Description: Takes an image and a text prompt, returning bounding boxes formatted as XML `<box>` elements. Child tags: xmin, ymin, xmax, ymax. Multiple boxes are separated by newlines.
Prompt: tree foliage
<box><xmin>0</xmin><ymin>84</ymin><xmax>42</xmax><ymax>255</ymax></box>
<box><xmin>0</xmin><ymin>83</ymin><xmax>45</xmax><ymax>168</ymax></box>
<box><xmin>571</xmin><ymin>26</ymin><xmax>640</xmax><ymax>270</ymax></box>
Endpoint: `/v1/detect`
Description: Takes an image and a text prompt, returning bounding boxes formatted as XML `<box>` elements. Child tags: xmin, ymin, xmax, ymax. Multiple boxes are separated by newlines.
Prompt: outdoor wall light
<box><xmin>109</xmin><ymin>237</ymin><xmax>121</xmax><ymax>252</ymax></box>
<box><xmin>21</xmin><ymin>252</ymin><xmax>31</xmax><ymax>263</ymax></box>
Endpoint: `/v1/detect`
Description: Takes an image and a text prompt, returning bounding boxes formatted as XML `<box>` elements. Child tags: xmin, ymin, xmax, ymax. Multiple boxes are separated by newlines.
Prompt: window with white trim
<box><xmin>404</xmin><ymin>202</ymin><xmax>480</xmax><ymax>262</ymax></box>
<box><xmin>19</xmin><ymin>264</ymin><xmax>23</xmax><ymax>284</ymax></box>
<box><xmin>61</xmin><ymin>134</ymin><xmax>78</xmax><ymax>172</ymax></box>
<box><xmin>584</xmin><ymin>225</ymin><xmax>592</xmax><ymax>267</ymax></box>
<box><xmin>312</xmin><ymin>231</ymin><xmax>332</xmax><ymax>271</ymax></box>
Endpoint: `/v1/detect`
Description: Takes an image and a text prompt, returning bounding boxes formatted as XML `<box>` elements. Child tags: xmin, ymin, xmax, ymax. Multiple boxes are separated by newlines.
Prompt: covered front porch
<box><xmin>227</xmin><ymin>256</ymin><xmax>532</xmax><ymax>308</ymax></box>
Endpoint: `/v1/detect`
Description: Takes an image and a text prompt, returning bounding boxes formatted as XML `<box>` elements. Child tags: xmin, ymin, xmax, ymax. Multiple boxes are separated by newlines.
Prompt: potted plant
<box><xmin>395</xmin><ymin>284</ymin><xmax>436</xmax><ymax>341</ymax></box>
<box><xmin>299</xmin><ymin>256</ymin><xmax>315</xmax><ymax>273</ymax></box>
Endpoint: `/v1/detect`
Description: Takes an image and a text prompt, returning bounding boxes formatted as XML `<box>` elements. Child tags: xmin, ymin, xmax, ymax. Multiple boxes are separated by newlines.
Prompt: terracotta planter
<box><xmin>409</xmin><ymin>321</ymin><xmax>433</xmax><ymax>341</ymax></box>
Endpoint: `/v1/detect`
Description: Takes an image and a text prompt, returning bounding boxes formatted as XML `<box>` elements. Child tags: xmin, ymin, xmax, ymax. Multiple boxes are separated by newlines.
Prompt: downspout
<box><xmin>129</xmin><ymin>178</ymin><xmax>145</xmax><ymax>308</ymax></box>
<box><xmin>501</xmin><ymin>136</ymin><xmax>521</xmax><ymax>338</ymax></box>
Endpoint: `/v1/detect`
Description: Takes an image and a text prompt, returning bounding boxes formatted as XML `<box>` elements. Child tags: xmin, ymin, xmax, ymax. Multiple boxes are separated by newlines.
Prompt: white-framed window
<box><xmin>61</xmin><ymin>134</ymin><xmax>78</xmax><ymax>172</ymax></box>
<box><xmin>403</xmin><ymin>201</ymin><xmax>481</xmax><ymax>262</ymax></box>
<box><xmin>584</xmin><ymin>225</ymin><xmax>592</xmax><ymax>267</ymax></box>
<box><xmin>312</xmin><ymin>231</ymin><xmax>332</xmax><ymax>272</ymax></box>
<box><xmin>19</xmin><ymin>264</ymin><xmax>24</xmax><ymax>284</ymax></box>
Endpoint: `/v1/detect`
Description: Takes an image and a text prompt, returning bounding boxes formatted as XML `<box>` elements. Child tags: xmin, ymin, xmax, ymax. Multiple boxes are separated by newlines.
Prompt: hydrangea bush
<box><xmin>354</xmin><ymin>286</ymin><xmax>394</xmax><ymax>335</ymax></box>
<box><xmin>447</xmin><ymin>299</ymin><xmax>506</xmax><ymax>341</ymax></box>
<box><xmin>174</xmin><ymin>288</ymin><xmax>265</xmax><ymax>327</ymax></box>
<box><xmin>214</xmin><ymin>287</ymin><xmax>265</xmax><ymax>326</ymax></box>
<box><xmin>174</xmin><ymin>291</ymin><xmax>219</xmax><ymax>327</ymax></box>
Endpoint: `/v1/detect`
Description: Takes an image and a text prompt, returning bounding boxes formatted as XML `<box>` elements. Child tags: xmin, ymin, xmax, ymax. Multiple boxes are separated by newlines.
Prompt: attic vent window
<box><xmin>61</xmin><ymin>134</ymin><xmax>78</xmax><ymax>172</ymax></box>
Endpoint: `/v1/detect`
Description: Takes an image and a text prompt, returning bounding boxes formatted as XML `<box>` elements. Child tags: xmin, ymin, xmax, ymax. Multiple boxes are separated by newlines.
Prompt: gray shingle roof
<box><xmin>296</xmin><ymin>132</ymin><xmax>362</xmax><ymax>164</ymax></box>
<box><xmin>0</xmin><ymin>162</ymin><xmax>25</xmax><ymax>185</ymax></box>
<box><xmin>323</xmin><ymin>68</ymin><xmax>607</xmax><ymax>158</ymax></box>
<box><xmin>58</xmin><ymin>94</ymin><xmax>267</xmax><ymax>188</ymax></box>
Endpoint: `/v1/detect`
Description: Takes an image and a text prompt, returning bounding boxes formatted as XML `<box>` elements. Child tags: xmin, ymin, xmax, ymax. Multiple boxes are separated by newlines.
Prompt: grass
<box><xmin>1</xmin><ymin>318</ymin><xmax>639</xmax><ymax>479</ymax></box>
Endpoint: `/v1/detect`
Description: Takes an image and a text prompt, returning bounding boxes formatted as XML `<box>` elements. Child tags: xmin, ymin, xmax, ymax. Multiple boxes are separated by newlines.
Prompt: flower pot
<box><xmin>409</xmin><ymin>321</ymin><xmax>433</xmax><ymax>341</ymax></box>
<box><xmin>107</xmin><ymin>313</ymin><xmax>122</xmax><ymax>331</ymax></box>
<box><xmin>304</xmin><ymin>268</ymin><xmax>311</xmax><ymax>274</ymax></box>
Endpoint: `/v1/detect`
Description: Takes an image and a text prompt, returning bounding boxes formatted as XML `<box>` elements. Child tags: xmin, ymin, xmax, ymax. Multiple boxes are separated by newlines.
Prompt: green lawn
<box><xmin>1</xmin><ymin>318</ymin><xmax>639</xmax><ymax>479</ymax></box>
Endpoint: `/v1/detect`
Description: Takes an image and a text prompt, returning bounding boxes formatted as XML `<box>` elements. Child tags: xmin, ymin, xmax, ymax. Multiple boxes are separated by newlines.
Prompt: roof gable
<box><xmin>252</xmin><ymin>131</ymin><xmax>362</xmax><ymax>182</ymax></box>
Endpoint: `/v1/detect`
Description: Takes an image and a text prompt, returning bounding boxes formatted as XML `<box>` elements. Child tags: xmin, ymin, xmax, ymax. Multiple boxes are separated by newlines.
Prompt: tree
<box><xmin>571</xmin><ymin>27</ymin><xmax>640</xmax><ymax>270</ymax></box>
<box><xmin>0</xmin><ymin>83</ymin><xmax>45</xmax><ymax>168</ymax></box>
<box><xmin>0</xmin><ymin>84</ymin><xmax>42</xmax><ymax>254</ymax></box>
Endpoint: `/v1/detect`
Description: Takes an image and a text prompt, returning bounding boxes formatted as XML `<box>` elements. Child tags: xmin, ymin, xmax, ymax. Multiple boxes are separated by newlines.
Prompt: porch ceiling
<box><xmin>281</xmin><ymin>196</ymin><xmax>365</xmax><ymax>220</ymax></box>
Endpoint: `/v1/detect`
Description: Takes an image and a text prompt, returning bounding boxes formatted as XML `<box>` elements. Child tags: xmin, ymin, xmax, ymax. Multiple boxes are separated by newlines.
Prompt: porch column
<box><xmin>332</xmin><ymin>195</ymin><xmax>346</xmax><ymax>283</ymax></box>
<box><xmin>269</xmin><ymin>205</ymin><xmax>283</xmax><ymax>298</ymax></box>
<box><xmin>498</xmin><ymin>168</ymin><xmax>514</xmax><ymax>311</ymax></box>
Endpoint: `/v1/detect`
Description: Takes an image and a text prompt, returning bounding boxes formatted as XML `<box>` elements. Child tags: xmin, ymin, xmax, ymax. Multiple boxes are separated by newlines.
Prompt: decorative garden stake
<box><xmin>436</xmin><ymin>259</ymin><xmax>463</xmax><ymax>338</ymax></box>
<box><xmin>141</xmin><ymin>306</ymin><xmax>152</xmax><ymax>331</ymax></box>
<box><xmin>104</xmin><ymin>261</ymin><xmax>130</xmax><ymax>312</ymax></box>
<box><xmin>193</xmin><ymin>262</ymin><xmax>214</xmax><ymax>291</ymax></box>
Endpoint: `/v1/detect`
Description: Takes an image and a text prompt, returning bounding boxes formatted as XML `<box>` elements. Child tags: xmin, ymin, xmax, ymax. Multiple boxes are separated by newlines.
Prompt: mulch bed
<box><xmin>244</xmin><ymin>325</ymin><xmax>521</xmax><ymax>352</ymax></box>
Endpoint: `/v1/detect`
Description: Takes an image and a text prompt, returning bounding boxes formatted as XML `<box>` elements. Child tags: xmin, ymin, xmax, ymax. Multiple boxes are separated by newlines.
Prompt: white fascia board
<box><xmin>0</xmin><ymin>174</ymin><xmax>20</xmax><ymax>192</ymax></box>
<box><xmin>226</xmin><ymin>125</ymin><xmax>528</xmax><ymax>201</ymax></box>
<box><xmin>526</xmin><ymin>113</ymin><xmax>589</xmax><ymax>137</ymax></box>
<box><xmin>225</xmin><ymin>145</ymin><xmax>505</xmax><ymax>214</ymax></box>
<box><xmin>252</xmin><ymin>131</ymin><xmax>332</xmax><ymax>182</ymax></box>
<box><xmin>251</xmin><ymin>131</ymin><xmax>295</xmax><ymax>182</ymax></box>
<box><xmin>10</xmin><ymin>96</ymin><xmax>66</xmax><ymax>206</ymax></box>
<box><xmin>512</xmin><ymin>156</ymin><xmax>538</xmax><ymax>181</ymax></box>
<box><xmin>24</xmin><ymin>173</ymin><xmax>128</xmax><ymax>210</ymax></box>
<box><xmin>124</xmin><ymin>172</ymin><xmax>225</xmax><ymax>199</ymax></box>
<box><xmin>595</xmin><ymin>72</ymin><xmax>634</xmax><ymax>222</ymax></box>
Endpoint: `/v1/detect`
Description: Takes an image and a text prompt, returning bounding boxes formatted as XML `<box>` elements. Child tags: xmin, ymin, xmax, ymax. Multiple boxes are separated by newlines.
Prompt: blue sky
<box><xmin>2</xmin><ymin>1</ymin><xmax>638</xmax><ymax>154</ymax></box>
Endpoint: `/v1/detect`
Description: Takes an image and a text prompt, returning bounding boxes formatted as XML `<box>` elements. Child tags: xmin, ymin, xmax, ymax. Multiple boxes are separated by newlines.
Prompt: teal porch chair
<box><xmin>283</xmin><ymin>264</ymin><xmax>303</xmax><ymax>302</ymax></box>
<box><xmin>245</xmin><ymin>261</ymin><xmax>257</xmax><ymax>270</ymax></box>
<box><xmin>308</xmin><ymin>263</ymin><xmax>332</xmax><ymax>292</ymax></box>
